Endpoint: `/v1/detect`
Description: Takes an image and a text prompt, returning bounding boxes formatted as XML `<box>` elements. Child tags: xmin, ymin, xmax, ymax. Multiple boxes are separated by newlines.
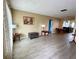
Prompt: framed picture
<box><xmin>23</xmin><ymin>16</ymin><xmax>33</xmax><ymax>25</ymax></box>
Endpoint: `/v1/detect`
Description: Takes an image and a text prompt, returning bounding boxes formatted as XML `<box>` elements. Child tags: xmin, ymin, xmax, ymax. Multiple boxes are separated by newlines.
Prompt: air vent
<box><xmin>60</xmin><ymin>9</ymin><xmax>67</xmax><ymax>12</ymax></box>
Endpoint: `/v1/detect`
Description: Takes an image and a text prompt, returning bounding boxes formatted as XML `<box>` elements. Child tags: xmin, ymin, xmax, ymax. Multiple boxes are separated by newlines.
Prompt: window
<box><xmin>63</xmin><ymin>20</ymin><xmax>70</xmax><ymax>27</ymax></box>
<box><xmin>63</xmin><ymin>20</ymin><xmax>75</xmax><ymax>28</ymax></box>
<box><xmin>71</xmin><ymin>22</ymin><xmax>75</xmax><ymax>28</ymax></box>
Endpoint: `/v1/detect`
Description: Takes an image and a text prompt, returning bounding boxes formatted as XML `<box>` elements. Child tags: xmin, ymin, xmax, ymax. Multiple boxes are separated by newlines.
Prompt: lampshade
<box><xmin>12</xmin><ymin>25</ymin><xmax>16</xmax><ymax>28</ymax></box>
<box><xmin>41</xmin><ymin>25</ymin><xmax>45</xmax><ymax>27</ymax></box>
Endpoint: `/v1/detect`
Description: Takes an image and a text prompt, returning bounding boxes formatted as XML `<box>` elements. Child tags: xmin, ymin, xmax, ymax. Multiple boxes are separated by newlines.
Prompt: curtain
<box><xmin>3</xmin><ymin>0</ymin><xmax>13</xmax><ymax>59</ymax></box>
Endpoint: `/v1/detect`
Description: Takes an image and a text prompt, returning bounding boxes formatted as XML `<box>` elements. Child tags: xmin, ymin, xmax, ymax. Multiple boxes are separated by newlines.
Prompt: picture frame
<box><xmin>23</xmin><ymin>16</ymin><xmax>33</xmax><ymax>25</ymax></box>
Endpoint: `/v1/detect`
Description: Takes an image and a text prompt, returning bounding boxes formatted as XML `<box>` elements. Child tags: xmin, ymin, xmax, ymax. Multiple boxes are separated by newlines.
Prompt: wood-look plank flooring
<box><xmin>13</xmin><ymin>33</ymin><xmax>76</xmax><ymax>59</ymax></box>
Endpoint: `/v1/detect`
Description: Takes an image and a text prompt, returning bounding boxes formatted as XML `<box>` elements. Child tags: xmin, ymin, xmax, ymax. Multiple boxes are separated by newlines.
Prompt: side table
<box><xmin>13</xmin><ymin>33</ymin><xmax>22</xmax><ymax>42</ymax></box>
<box><xmin>41</xmin><ymin>31</ymin><xmax>49</xmax><ymax>36</ymax></box>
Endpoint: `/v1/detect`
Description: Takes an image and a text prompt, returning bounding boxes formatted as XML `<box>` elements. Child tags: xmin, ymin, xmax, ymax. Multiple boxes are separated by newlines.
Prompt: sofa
<box><xmin>56</xmin><ymin>27</ymin><xmax>73</xmax><ymax>33</ymax></box>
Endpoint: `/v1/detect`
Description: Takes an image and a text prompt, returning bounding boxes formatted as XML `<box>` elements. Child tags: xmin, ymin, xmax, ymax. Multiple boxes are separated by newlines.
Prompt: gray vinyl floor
<box><xmin>13</xmin><ymin>33</ymin><xmax>76</xmax><ymax>59</ymax></box>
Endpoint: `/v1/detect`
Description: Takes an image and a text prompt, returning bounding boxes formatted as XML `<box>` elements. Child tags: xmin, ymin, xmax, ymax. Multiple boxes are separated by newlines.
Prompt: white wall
<box><xmin>53</xmin><ymin>19</ymin><xmax>59</xmax><ymax>33</ymax></box>
<box><xmin>12</xmin><ymin>9</ymin><xmax>50</xmax><ymax>37</ymax></box>
<box><xmin>12</xmin><ymin>9</ymin><xmax>61</xmax><ymax>37</ymax></box>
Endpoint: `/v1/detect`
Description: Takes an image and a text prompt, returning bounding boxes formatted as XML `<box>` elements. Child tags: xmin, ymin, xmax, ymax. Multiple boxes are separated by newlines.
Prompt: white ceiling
<box><xmin>8</xmin><ymin>0</ymin><xmax>76</xmax><ymax>17</ymax></box>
